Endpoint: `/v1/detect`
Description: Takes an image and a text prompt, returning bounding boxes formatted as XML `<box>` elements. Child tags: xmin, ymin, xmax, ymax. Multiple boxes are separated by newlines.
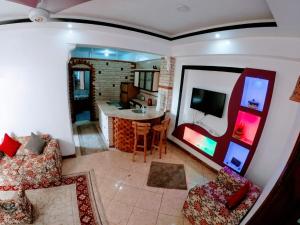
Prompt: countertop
<box><xmin>97</xmin><ymin>101</ymin><xmax>164</xmax><ymax>120</ymax></box>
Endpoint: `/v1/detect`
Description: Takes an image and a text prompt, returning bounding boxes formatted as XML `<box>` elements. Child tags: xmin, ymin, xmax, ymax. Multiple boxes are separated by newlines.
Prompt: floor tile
<box><xmin>105</xmin><ymin>200</ymin><xmax>133</xmax><ymax>225</ymax></box>
<box><xmin>124</xmin><ymin>171</ymin><xmax>148</xmax><ymax>188</ymax></box>
<box><xmin>156</xmin><ymin>213</ymin><xmax>183</xmax><ymax>225</ymax></box>
<box><xmin>136</xmin><ymin>189</ymin><xmax>163</xmax><ymax>213</ymax></box>
<box><xmin>127</xmin><ymin>208</ymin><xmax>158</xmax><ymax>225</ymax></box>
<box><xmin>159</xmin><ymin>195</ymin><xmax>185</xmax><ymax>217</ymax></box>
<box><xmin>183</xmin><ymin>217</ymin><xmax>193</xmax><ymax>225</ymax></box>
<box><xmin>114</xmin><ymin>184</ymin><xmax>142</xmax><ymax>206</ymax></box>
<box><xmin>97</xmin><ymin>177</ymin><xmax>122</xmax><ymax>199</ymax></box>
<box><xmin>163</xmin><ymin>188</ymin><xmax>188</xmax><ymax>200</ymax></box>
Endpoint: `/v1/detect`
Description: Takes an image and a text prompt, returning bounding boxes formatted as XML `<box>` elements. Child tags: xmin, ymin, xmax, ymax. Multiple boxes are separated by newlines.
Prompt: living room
<box><xmin>0</xmin><ymin>0</ymin><xmax>299</xmax><ymax>225</ymax></box>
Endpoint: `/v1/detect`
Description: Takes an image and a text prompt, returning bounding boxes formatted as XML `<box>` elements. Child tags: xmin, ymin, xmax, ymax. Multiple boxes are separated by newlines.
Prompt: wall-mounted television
<box><xmin>190</xmin><ymin>88</ymin><xmax>226</xmax><ymax>118</ymax></box>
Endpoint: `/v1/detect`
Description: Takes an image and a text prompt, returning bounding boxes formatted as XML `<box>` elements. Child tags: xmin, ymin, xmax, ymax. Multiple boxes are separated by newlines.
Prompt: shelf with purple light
<box><xmin>183</xmin><ymin>127</ymin><xmax>217</xmax><ymax>156</ymax></box>
<box><xmin>224</xmin><ymin>142</ymin><xmax>250</xmax><ymax>173</ymax></box>
<box><xmin>241</xmin><ymin>76</ymin><xmax>269</xmax><ymax>112</ymax></box>
<box><xmin>233</xmin><ymin>110</ymin><xmax>261</xmax><ymax>146</ymax></box>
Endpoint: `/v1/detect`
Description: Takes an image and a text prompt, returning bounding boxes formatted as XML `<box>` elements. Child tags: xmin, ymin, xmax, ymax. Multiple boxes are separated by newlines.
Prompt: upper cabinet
<box><xmin>134</xmin><ymin>70</ymin><xmax>159</xmax><ymax>92</ymax></box>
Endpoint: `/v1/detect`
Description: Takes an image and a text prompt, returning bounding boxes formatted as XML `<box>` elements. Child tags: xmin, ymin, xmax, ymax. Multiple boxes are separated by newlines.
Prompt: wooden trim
<box><xmin>62</xmin><ymin>154</ymin><xmax>76</xmax><ymax>159</ymax></box>
<box><xmin>0</xmin><ymin>18</ymin><xmax>277</xmax><ymax>41</ymax></box>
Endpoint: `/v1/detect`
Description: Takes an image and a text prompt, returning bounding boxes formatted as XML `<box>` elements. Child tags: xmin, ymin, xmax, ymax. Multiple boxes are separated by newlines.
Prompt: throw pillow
<box><xmin>226</xmin><ymin>181</ymin><xmax>250</xmax><ymax>209</ymax></box>
<box><xmin>0</xmin><ymin>133</ymin><xmax>22</xmax><ymax>157</ymax></box>
<box><xmin>25</xmin><ymin>132</ymin><xmax>46</xmax><ymax>155</ymax></box>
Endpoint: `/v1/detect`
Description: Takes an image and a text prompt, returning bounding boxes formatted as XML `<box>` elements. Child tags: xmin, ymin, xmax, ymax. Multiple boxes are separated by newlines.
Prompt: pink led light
<box><xmin>233</xmin><ymin>111</ymin><xmax>261</xmax><ymax>145</ymax></box>
<box><xmin>183</xmin><ymin>127</ymin><xmax>204</xmax><ymax>146</ymax></box>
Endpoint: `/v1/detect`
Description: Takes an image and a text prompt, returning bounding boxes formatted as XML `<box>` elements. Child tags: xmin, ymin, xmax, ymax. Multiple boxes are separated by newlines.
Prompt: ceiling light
<box><xmin>215</xmin><ymin>33</ymin><xmax>220</xmax><ymax>39</ymax></box>
<box><xmin>177</xmin><ymin>4</ymin><xmax>190</xmax><ymax>13</ymax></box>
<box><xmin>68</xmin><ymin>23</ymin><xmax>73</xmax><ymax>28</ymax></box>
<box><xmin>103</xmin><ymin>49</ymin><xmax>111</xmax><ymax>57</ymax></box>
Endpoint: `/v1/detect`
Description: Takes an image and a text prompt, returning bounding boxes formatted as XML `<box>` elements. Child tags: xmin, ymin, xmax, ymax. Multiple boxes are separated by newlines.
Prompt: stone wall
<box><xmin>70</xmin><ymin>58</ymin><xmax>136</xmax><ymax>119</ymax></box>
<box><xmin>157</xmin><ymin>57</ymin><xmax>176</xmax><ymax>112</ymax></box>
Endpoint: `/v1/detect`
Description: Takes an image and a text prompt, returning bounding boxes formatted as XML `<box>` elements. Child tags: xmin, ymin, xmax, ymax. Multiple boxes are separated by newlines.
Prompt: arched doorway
<box><xmin>68</xmin><ymin>59</ymin><xmax>96</xmax><ymax>123</ymax></box>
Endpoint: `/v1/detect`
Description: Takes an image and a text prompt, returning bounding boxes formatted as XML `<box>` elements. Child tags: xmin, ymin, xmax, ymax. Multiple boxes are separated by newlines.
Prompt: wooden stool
<box><xmin>151</xmin><ymin>117</ymin><xmax>171</xmax><ymax>159</ymax></box>
<box><xmin>132</xmin><ymin>121</ymin><xmax>151</xmax><ymax>162</ymax></box>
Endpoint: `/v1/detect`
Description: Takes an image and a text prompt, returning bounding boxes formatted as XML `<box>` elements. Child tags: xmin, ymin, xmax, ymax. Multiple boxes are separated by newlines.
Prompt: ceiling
<box><xmin>0</xmin><ymin>0</ymin><xmax>274</xmax><ymax>36</ymax></box>
<box><xmin>72</xmin><ymin>47</ymin><xmax>162</xmax><ymax>62</ymax></box>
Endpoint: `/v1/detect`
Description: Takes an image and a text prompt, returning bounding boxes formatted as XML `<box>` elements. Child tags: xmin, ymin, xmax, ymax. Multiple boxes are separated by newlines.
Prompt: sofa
<box><xmin>183</xmin><ymin>167</ymin><xmax>261</xmax><ymax>225</ymax></box>
<box><xmin>0</xmin><ymin>135</ymin><xmax>62</xmax><ymax>187</ymax></box>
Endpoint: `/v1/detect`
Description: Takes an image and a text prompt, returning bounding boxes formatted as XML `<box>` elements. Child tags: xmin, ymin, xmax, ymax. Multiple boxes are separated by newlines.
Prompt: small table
<box><xmin>0</xmin><ymin>189</ymin><xmax>34</xmax><ymax>225</ymax></box>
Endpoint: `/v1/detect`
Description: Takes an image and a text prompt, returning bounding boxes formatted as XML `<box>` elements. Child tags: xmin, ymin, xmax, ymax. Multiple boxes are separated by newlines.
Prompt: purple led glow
<box><xmin>241</xmin><ymin>76</ymin><xmax>269</xmax><ymax>111</ymax></box>
<box><xmin>223</xmin><ymin>142</ymin><xmax>250</xmax><ymax>173</ymax></box>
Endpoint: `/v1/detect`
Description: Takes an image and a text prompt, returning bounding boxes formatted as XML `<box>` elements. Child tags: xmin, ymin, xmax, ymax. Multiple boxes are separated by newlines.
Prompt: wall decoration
<box><xmin>290</xmin><ymin>75</ymin><xmax>300</xmax><ymax>102</ymax></box>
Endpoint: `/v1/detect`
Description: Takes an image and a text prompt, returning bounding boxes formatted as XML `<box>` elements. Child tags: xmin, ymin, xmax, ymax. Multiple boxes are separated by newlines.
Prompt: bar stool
<box><xmin>132</xmin><ymin>121</ymin><xmax>151</xmax><ymax>162</ymax></box>
<box><xmin>151</xmin><ymin>117</ymin><xmax>171</xmax><ymax>159</ymax></box>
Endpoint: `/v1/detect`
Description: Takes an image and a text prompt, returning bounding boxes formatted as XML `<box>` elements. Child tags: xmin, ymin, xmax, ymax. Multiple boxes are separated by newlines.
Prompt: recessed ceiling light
<box><xmin>68</xmin><ymin>23</ymin><xmax>72</xmax><ymax>28</ymax></box>
<box><xmin>215</xmin><ymin>33</ymin><xmax>220</xmax><ymax>39</ymax></box>
<box><xmin>177</xmin><ymin>4</ymin><xmax>190</xmax><ymax>13</ymax></box>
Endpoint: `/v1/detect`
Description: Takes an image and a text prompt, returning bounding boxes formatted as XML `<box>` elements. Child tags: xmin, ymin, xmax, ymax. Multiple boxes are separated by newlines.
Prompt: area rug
<box><xmin>77</xmin><ymin>123</ymin><xmax>108</xmax><ymax>155</ymax></box>
<box><xmin>0</xmin><ymin>171</ymin><xmax>107</xmax><ymax>225</ymax></box>
<box><xmin>147</xmin><ymin>161</ymin><xmax>187</xmax><ymax>190</ymax></box>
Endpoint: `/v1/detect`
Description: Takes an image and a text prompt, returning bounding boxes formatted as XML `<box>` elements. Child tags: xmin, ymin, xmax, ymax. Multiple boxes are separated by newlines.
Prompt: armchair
<box><xmin>183</xmin><ymin>167</ymin><xmax>261</xmax><ymax>225</ymax></box>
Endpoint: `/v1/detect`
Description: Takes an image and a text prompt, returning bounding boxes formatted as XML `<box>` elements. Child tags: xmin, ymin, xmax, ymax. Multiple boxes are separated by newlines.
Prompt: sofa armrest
<box><xmin>42</xmin><ymin>139</ymin><xmax>62</xmax><ymax>171</ymax></box>
<box><xmin>230</xmin><ymin>185</ymin><xmax>261</xmax><ymax>224</ymax></box>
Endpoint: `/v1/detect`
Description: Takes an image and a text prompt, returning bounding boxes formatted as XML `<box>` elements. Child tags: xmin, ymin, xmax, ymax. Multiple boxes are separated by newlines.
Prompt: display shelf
<box><xmin>224</xmin><ymin>142</ymin><xmax>250</xmax><ymax>173</ymax></box>
<box><xmin>239</xmin><ymin>106</ymin><xmax>262</xmax><ymax>116</ymax></box>
<box><xmin>241</xmin><ymin>76</ymin><xmax>269</xmax><ymax>112</ymax></box>
<box><xmin>231</xmin><ymin>136</ymin><xmax>252</xmax><ymax>149</ymax></box>
<box><xmin>183</xmin><ymin>127</ymin><xmax>217</xmax><ymax>156</ymax></box>
<box><xmin>232</xmin><ymin>111</ymin><xmax>261</xmax><ymax>146</ymax></box>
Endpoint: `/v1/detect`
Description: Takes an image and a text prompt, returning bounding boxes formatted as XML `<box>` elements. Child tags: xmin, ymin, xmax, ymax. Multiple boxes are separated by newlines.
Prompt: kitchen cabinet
<box><xmin>134</xmin><ymin>70</ymin><xmax>159</xmax><ymax>92</ymax></box>
<box><xmin>120</xmin><ymin>82</ymin><xmax>139</xmax><ymax>105</ymax></box>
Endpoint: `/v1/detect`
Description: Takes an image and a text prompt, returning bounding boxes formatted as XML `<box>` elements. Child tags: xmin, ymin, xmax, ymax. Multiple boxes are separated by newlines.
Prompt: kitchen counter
<box><xmin>97</xmin><ymin>100</ymin><xmax>164</xmax><ymax>152</ymax></box>
<box><xmin>97</xmin><ymin>100</ymin><xmax>164</xmax><ymax>120</ymax></box>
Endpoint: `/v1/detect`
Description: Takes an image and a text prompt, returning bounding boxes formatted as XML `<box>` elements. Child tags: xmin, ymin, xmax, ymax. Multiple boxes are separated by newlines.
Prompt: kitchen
<box><xmin>68</xmin><ymin>46</ymin><xmax>173</xmax><ymax>155</ymax></box>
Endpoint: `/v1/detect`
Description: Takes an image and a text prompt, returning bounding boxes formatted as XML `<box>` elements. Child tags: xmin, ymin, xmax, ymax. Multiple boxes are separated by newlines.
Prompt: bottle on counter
<box><xmin>147</xmin><ymin>98</ymin><xmax>152</xmax><ymax>106</ymax></box>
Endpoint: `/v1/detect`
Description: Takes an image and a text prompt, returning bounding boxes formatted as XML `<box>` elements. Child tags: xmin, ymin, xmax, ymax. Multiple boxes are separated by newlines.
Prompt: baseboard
<box><xmin>167</xmin><ymin>138</ymin><xmax>218</xmax><ymax>173</ymax></box>
<box><xmin>62</xmin><ymin>154</ymin><xmax>76</xmax><ymax>159</ymax></box>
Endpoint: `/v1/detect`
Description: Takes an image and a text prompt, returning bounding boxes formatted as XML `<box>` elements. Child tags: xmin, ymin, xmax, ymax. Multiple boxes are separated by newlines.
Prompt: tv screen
<box><xmin>190</xmin><ymin>88</ymin><xmax>226</xmax><ymax>118</ymax></box>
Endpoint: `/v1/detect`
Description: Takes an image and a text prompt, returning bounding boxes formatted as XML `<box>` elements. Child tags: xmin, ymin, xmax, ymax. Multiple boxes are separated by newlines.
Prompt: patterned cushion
<box><xmin>15</xmin><ymin>134</ymin><xmax>51</xmax><ymax>156</ymax></box>
<box><xmin>202</xmin><ymin>181</ymin><xmax>234</xmax><ymax>205</ymax></box>
<box><xmin>0</xmin><ymin>156</ymin><xmax>25</xmax><ymax>186</ymax></box>
<box><xmin>216</xmin><ymin>167</ymin><xmax>248</xmax><ymax>193</ymax></box>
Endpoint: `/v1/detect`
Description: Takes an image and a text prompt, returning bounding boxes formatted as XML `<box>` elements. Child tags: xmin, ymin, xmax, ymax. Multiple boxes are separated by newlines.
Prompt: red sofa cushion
<box><xmin>226</xmin><ymin>181</ymin><xmax>250</xmax><ymax>209</ymax></box>
<box><xmin>0</xmin><ymin>134</ymin><xmax>22</xmax><ymax>157</ymax></box>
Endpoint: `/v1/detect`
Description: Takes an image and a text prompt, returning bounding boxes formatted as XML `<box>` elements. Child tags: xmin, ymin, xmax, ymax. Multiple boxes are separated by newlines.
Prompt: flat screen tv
<box><xmin>190</xmin><ymin>88</ymin><xmax>226</xmax><ymax>118</ymax></box>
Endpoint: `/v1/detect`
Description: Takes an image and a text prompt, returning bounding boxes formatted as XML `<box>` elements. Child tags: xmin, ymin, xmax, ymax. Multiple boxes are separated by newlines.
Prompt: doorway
<box><xmin>70</xmin><ymin>68</ymin><xmax>92</xmax><ymax>122</ymax></box>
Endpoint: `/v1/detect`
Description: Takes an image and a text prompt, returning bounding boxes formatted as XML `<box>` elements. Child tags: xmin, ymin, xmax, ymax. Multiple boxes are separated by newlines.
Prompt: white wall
<box><xmin>178</xmin><ymin>70</ymin><xmax>239</xmax><ymax>136</ymax></box>
<box><xmin>169</xmin><ymin>36</ymin><xmax>300</xmax><ymax>223</ymax></box>
<box><xmin>0</xmin><ymin>23</ymin><xmax>171</xmax><ymax>156</ymax></box>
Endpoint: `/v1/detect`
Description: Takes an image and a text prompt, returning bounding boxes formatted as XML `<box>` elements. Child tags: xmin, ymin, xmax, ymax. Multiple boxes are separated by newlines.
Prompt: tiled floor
<box><xmin>62</xmin><ymin>142</ymin><xmax>217</xmax><ymax>225</ymax></box>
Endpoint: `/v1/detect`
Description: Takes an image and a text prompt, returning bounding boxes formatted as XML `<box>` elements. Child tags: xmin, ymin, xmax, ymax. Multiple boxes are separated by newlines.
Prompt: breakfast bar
<box><xmin>97</xmin><ymin>101</ymin><xmax>164</xmax><ymax>152</ymax></box>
